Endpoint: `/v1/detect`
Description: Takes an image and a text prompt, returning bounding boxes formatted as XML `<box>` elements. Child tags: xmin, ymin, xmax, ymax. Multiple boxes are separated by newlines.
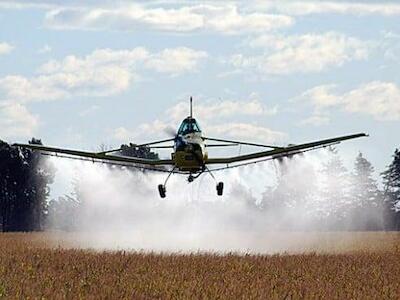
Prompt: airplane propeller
<box><xmin>164</xmin><ymin>126</ymin><xmax>178</xmax><ymax>138</ymax></box>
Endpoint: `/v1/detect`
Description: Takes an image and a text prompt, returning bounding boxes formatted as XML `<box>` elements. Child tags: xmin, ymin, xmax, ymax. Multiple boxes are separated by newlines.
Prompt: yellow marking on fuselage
<box><xmin>173</xmin><ymin>132</ymin><xmax>207</xmax><ymax>172</ymax></box>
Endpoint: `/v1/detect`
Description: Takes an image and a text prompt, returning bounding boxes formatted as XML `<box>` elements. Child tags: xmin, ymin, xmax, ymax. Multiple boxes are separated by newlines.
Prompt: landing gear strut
<box><xmin>205</xmin><ymin>165</ymin><xmax>224</xmax><ymax>197</ymax></box>
<box><xmin>158</xmin><ymin>167</ymin><xmax>176</xmax><ymax>198</ymax></box>
<box><xmin>158</xmin><ymin>167</ymin><xmax>224</xmax><ymax>198</ymax></box>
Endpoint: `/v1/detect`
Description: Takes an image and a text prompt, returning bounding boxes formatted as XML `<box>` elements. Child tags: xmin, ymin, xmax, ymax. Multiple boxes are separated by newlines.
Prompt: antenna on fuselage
<box><xmin>190</xmin><ymin>96</ymin><xmax>193</xmax><ymax>118</ymax></box>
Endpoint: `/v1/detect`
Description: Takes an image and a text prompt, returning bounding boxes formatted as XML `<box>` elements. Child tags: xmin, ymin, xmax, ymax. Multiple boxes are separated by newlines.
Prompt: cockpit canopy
<box><xmin>178</xmin><ymin>117</ymin><xmax>201</xmax><ymax>136</ymax></box>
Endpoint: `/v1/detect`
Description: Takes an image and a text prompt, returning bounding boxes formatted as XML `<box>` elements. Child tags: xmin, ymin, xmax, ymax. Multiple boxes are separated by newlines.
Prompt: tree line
<box><xmin>0</xmin><ymin>139</ymin><xmax>55</xmax><ymax>231</ymax></box>
<box><xmin>0</xmin><ymin>140</ymin><xmax>158</xmax><ymax>232</ymax></box>
<box><xmin>0</xmin><ymin>138</ymin><xmax>400</xmax><ymax>232</ymax></box>
<box><xmin>259</xmin><ymin>149</ymin><xmax>399</xmax><ymax>231</ymax></box>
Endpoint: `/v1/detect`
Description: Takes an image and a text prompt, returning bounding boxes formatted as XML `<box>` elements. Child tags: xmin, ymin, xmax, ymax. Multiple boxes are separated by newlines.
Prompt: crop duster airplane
<box><xmin>14</xmin><ymin>97</ymin><xmax>367</xmax><ymax>198</ymax></box>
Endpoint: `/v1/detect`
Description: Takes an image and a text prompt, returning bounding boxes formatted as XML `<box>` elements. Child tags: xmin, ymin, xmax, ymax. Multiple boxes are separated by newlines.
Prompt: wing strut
<box><xmin>97</xmin><ymin>138</ymin><xmax>175</xmax><ymax>155</ymax></box>
<box><xmin>204</xmin><ymin>137</ymin><xmax>282</xmax><ymax>149</ymax></box>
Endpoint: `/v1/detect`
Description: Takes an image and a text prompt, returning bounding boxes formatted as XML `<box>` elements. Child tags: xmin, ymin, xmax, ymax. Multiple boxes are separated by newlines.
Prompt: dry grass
<box><xmin>1</xmin><ymin>232</ymin><xmax>400</xmax><ymax>299</ymax></box>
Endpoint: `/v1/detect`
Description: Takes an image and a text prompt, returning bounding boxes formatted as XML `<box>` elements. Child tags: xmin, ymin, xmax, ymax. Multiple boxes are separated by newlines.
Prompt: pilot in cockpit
<box><xmin>178</xmin><ymin>118</ymin><xmax>201</xmax><ymax>136</ymax></box>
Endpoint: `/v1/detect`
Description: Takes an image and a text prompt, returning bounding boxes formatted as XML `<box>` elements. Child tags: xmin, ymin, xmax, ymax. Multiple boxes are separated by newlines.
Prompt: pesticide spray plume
<box><xmin>47</xmin><ymin>149</ymin><xmax>384</xmax><ymax>254</ymax></box>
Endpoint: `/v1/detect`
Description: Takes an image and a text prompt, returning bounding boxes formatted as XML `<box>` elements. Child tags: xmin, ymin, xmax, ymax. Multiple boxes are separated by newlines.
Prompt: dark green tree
<box><xmin>350</xmin><ymin>152</ymin><xmax>383</xmax><ymax>230</ymax></box>
<box><xmin>46</xmin><ymin>169</ymin><xmax>83</xmax><ymax>231</ymax></box>
<box><xmin>320</xmin><ymin>148</ymin><xmax>351</xmax><ymax>229</ymax></box>
<box><xmin>27</xmin><ymin>138</ymin><xmax>56</xmax><ymax>230</ymax></box>
<box><xmin>47</xmin><ymin>195</ymin><xmax>80</xmax><ymax>231</ymax></box>
<box><xmin>0</xmin><ymin>140</ymin><xmax>20</xmax><ymax>231</ymax></box>
<box><xmin>262</xmin><ymin>158</ymin><xmax>319</xmax><ymax>230</ymax></box>
<box><xmin>382</xmin><ymin>149</ymin><xmax>400</xmax><ymax>230</ymax></box>
<box><xmin>0</xmin><ymin>139</ymin><xmax>54</xmax><ymax>231</ymax></box>
<box><xmin>119</xmin><ymin>144</ymin><xmax>160</xmax><ymax>160</ymax></box>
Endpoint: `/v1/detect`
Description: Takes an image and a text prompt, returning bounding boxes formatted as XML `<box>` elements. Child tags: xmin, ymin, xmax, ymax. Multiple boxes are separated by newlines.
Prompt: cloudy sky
<box><xmin>0</xmin><ymin>0</ymin><xmax>399</xmax><ymax>173</ymax></box>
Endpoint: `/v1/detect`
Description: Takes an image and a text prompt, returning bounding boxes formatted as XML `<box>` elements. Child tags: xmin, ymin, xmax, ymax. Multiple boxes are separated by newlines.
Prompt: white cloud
<box><xmin>0</xmin><ymin>47</ymin><xmax>207</xmax><ymax>103</ymax></box>
<box><xmin>0</xmin><ymin>42</ymin><xmax>14</xmax><ymax>55</ymax></box>
<box><xmin>301</xmin><ymin>81</ymin><xmax>400</xmax><ymax>121</ymax></box>
<box><xmin>44</xmin><ymin>3</ymin><xmax>294</xmax><ymax>34</ymax></box>
<box><xmin>165</xmin><ymin>97</ymin><xmax>278</xmax><ymax>123</ymax></box>
<box><xmin>0</xmin><ymin>102</ymin><xmax>39</xmax><ymax>138</ymax></box>
<box><xmin>113</xmin><ymin>127</ymin><xmax>132</xmax><ymax>141</ymax></box>
<box><xmin>342</xmin><ymin>82</ymin><xmax>400</xmax><ymax>121</ymax></box>
<box><xmin>299</xmin><ymin>114</ymin><xmax>330</xmax><ymax>127</ymax></box>
<box><xmin>4</xmin><ymin>1</ymin><xmax>400</xmax><ymax>17</ymax></box>
<box><xmin>138</xmin><ymin>119</ymin><xmax>173</xmax><ymax>135</ymax></box>
<box><xmin>0</xmin><ymin>67</ymin><xmax>131</xmax><ymax>102</ymax></box>
<box><xmin>39</xmin><ymin>47</ymin><xmax>149</xmax><ymax>74</ymax></box>
<box><xmin>300</xmin><ymin>84</ymin><xmax>341</xmax><ymax>108</ymax></box>
<box><xmin>112</xmin><ymin>120</ymin><xmax>174</xmax><ymax>142</ymax></box>
<box><xmin>230</xmin><ymin>32</ymin><xmax>370</xmax><ymax>75</ymax></box>
<box><xmin>0</xmin><ymin>1</ymin><xmax>55</xmax><ymax>10</ymax></box>
<box><xmin>206</xmin><ymin>122</ymin><xmax>286</xmax><ymax>143</ymax></box>
<box><xmin>381</xmin><ymin>31</ymin><xmax>400</xmax><ymax>62</ymax></box>
<box><xmin>254</xmin><ymin>1</ymin><xmax>400</xmax><ymax>16</ymax></box>
<box><xmin>144</xmin><ymin>47</ymin><xmax>208</xmax><ymax>75</ymax></box>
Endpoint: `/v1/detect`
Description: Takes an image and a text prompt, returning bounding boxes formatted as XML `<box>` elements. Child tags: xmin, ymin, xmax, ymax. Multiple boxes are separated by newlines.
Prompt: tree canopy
<box><xmin>0</xmin><ymin>139</ymin><xmax>55</xmax><ymax>231</ymax></box>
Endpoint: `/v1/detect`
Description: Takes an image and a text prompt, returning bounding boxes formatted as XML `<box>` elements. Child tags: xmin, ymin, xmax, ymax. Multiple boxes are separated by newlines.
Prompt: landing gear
<box><xmin>158</xmin><ymin>167</ymin><xmax>224</xmax><ymax>197</ymax></box>
<box><xmin>158</xmin><ymin>167</ymin><xmax>176</xmax><ymax>198</ymax></box>
<box><xmin>188</xmin><ymin>174</ymin><xmax>194</xmax><ymax>182</ymax></box>
<box><xmin>204</xmin><ymin>165</ymin><xmax>224</xmax><ymax>196</ymax></box>
<box><xmin>158</xmin><ymin>184</ymin><xmax>166</xmax><ymax>198</ymax></box>
<box><xmin>216</xmin><ymin>182</ymin><xmax>224</xmax><ymax>196</ymax></box>
<box><xmin>187</xmin><ymin>173</ymin><xmax>202</xmax><ymax>183</ymax></box>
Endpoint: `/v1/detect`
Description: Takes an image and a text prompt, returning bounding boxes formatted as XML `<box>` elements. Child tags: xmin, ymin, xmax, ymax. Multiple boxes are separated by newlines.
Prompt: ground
<box><xmin>0</xmin><ymin>232</ymin><xmax>400</xmax><ymax>299</ymax></box>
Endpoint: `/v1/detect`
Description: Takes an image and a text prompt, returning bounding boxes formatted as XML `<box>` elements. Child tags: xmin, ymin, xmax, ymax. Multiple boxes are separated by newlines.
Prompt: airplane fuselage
<box><xmin>171</xmin><ymin>117</ymin><xmax>207</xmax><ymax>173</ymax></box>
<box><xmin>172</xmin><ymin>132</ymin><xmax>208</xmax><ymax>172</ymax></box>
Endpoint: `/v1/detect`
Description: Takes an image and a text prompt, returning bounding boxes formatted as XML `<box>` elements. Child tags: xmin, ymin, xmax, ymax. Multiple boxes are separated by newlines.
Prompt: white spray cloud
<box><xmin>47</xmin><ymin>148</ymin><xmax>383</xmax><ymax>253</ymax></box>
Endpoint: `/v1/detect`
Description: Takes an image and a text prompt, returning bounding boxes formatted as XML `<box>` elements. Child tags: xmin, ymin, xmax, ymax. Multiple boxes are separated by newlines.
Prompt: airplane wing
<box><xmin>97</xmin><ymin>138</ymin><xmax>175</xmax><ymax>154</ymax></box>
<box><xmin>205</xmin><ymin>133</ymin><xmax>367</xmax><ymax>165</ymax></box>
<box><xmin>13</xmin><ymin>143</ymin><xmax>174</xmax><ymax>166</ymax></box>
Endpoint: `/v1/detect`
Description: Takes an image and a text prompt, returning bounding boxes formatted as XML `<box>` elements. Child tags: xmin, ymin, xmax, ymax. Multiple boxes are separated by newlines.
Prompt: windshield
<box><xmin>178</xmin><ymin>118</ymin><xmax>201</xmax><ymax>135</ymax></box>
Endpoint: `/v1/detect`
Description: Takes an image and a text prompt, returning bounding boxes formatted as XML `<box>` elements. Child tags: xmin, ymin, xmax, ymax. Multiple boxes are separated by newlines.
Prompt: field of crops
<box><xmin>1</xmin><ymin>232</ymin><xmax>400</xmax><ymax>299</ymax></box>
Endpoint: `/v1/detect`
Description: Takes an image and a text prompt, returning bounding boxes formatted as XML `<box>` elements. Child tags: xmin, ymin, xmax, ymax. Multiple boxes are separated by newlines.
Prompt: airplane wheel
<box><xmin>158</xmin><ymin>184</ymin><xmax>166</xmax><ymax>198</ymax></box>
<box><xmin>216</xmin><ymin>182</ymin><xmax>224</xmax><ymax>196</ymax></box>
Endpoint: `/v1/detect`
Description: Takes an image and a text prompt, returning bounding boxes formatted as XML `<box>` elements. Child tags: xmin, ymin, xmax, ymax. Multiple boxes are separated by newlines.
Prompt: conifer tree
<box><xmin>263</xmin><ymin>158</ymin><xmax>318</xmax><ymax>230</ymax></box>
<box><xmin>382</xmin><ymin>149</ymin><xmax>400</xmax><ymax>230</ymax></box>
<box><xmin>320</xmin><ymin>148</ymin><xmax>351</xmax><ymax>229</ymax></box>
<box><xmin>0</xmin><ymin>139</ymin><xmax>54</xmax><ymax>231</ymax></box>
<box><xmin>350</xmin><ymin>152</ymin><xmax>383</xmax><ymax>230</ymax></box>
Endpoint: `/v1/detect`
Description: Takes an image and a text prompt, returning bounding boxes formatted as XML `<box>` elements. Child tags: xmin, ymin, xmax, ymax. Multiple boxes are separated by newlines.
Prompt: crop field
<box><xmin>1</xmin><ymin>232</ymin><xmax>400</xmax><ymax>299</ymax></box>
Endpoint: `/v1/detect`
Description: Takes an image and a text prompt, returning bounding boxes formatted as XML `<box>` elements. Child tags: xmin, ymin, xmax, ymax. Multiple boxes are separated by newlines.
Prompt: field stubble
<box><xmin>0</xmin><ymin>232</ymin><xmax>400</xmax><ymax>299</ymax></box>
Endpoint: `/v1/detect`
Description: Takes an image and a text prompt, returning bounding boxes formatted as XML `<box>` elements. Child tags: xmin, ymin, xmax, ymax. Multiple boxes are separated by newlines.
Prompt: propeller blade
<box><xmin>164</xmin><ymin>126</ymin><xmax>177</xmax><ymax>138</ymax></box>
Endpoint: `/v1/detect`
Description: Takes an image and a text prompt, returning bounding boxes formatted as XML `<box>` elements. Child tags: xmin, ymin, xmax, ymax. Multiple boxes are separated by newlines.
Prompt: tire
<box><xmin>158</xmin><ymin>184</ymin><xmax>166</xmax><ymax>198</ymax></box>
<box><xmin>216</xmin><ymin>182</ymin><xmax>224</xmax><ymax>196</ymax></box>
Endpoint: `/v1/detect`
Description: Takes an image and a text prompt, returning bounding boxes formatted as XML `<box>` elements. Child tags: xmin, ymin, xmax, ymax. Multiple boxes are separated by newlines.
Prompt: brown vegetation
<box><xmin>1</xmin><ymin>232</ymin><xmax>400</xmax><ymax>299</ymax></box>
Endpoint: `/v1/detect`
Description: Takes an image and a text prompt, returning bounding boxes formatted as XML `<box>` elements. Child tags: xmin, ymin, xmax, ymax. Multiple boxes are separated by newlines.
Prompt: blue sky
<box><xmin>0</xmin><ymin>0</ymin><xmax>399</xmax><ymax>175</ymax></box>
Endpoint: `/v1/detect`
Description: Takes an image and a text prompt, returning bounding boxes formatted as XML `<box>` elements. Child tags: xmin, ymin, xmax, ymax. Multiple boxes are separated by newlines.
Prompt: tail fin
<box><xmin>190</xmin><ymin>96</ymin><xmax>193</xmax><ymax>118</ymax></box>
